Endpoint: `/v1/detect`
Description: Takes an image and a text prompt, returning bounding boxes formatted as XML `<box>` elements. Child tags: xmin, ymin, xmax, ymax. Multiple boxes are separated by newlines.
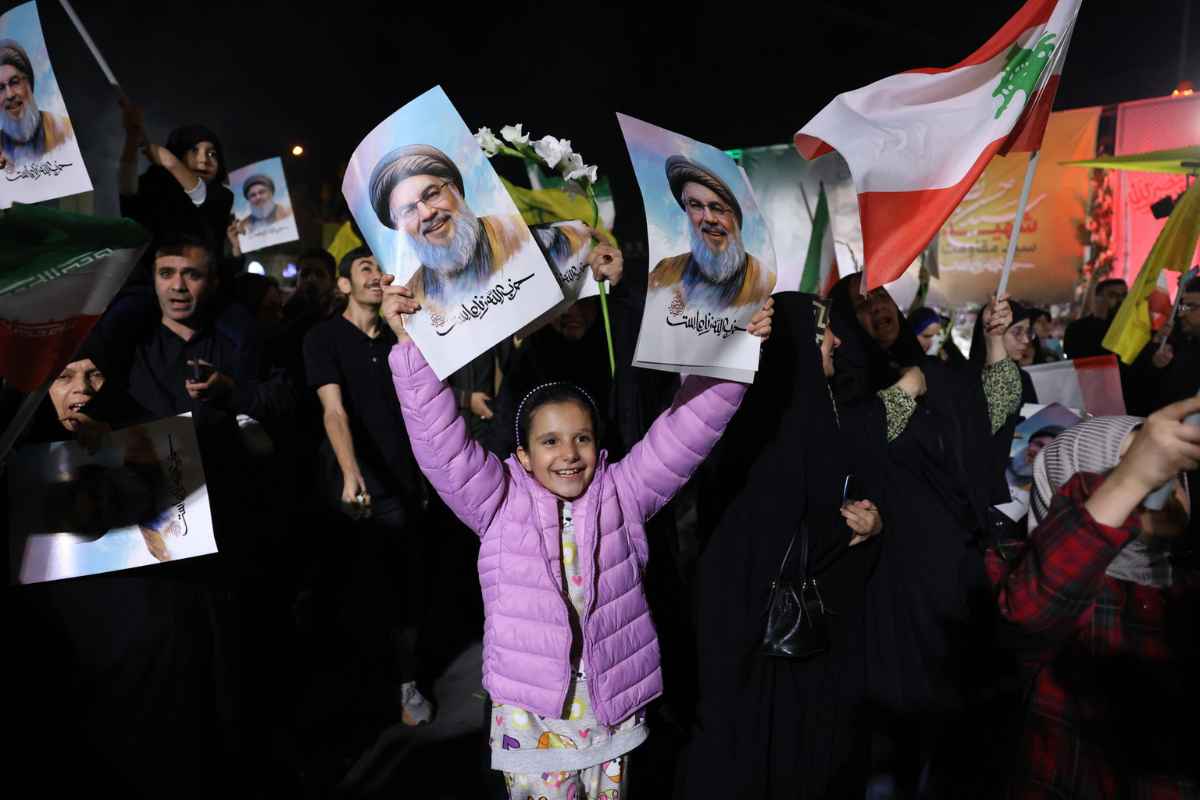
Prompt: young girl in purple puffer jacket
<box><xmin>381</xmin><ymin>274</ymin><xmax>771</xmax><ymax>797</ymax></box>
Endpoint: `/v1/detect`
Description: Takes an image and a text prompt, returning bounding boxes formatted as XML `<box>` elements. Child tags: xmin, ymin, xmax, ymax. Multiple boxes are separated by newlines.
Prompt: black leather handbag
<box><xmin>760</xmin><ymin>524</ymin><xmax>831</xmax><ymax>660</ymax></box>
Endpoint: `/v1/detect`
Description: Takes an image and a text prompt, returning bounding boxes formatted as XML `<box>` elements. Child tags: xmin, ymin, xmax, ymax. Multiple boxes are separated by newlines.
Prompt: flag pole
<box><xmin>996</xmin><ymin>149</ymin><xmax>1041</xmax><ymax>298</ymax></box>
<box><xmin>59</xmin><ymin>0</ymin><xmax>120</xmax><ymax>88</ymax></box>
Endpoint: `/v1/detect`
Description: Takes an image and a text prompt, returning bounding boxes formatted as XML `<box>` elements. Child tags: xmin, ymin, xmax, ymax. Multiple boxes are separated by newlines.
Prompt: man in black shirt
<box><xmin>1064</xmin><ymin>278</ymin><xmax>1127</xmax><ymax>359</ymax></box>
<box><xmin>303</xmin><ymin>245</ymin><xmax>433</xmax><ymax>725</ymax></box>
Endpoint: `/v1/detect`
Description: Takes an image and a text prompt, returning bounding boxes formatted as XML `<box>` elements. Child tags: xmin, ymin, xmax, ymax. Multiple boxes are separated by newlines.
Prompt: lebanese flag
<box><xmin>0</xmin><ymin>206</ymin><xmax>146</xmax><ymax>393</ymax></box>
<box><xmin>795</xmin><ymin>0</ymin><xmax>1082</xmax><ymax>290</ymax></box>
<box><xmin>1025</xmin><ymin>355</ymin><xmax>1126</xmax><ymax>416</ymax></box>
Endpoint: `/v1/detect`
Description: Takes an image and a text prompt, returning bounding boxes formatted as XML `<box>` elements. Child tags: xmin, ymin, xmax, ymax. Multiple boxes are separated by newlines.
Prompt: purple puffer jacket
<box><xmin>389</xmin><ymin>341</ymin><xmax>745</xmax><ymax>725</ymax></box>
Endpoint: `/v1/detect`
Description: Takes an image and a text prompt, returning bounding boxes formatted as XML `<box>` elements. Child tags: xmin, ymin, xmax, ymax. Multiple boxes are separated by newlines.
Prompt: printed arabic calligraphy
<box><xmin>433</xmin><ymin>274</ymin><xmax>536</xmax><ymax>336</ymax></box>
<box><xmin>5</xmin><ymin>160</ymin><xmax>73</xmax><ymax>182</ymax></box>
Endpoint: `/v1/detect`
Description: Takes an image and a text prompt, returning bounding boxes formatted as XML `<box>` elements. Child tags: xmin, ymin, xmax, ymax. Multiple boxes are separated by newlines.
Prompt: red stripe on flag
<box><xmin>857</xmin><ymin>137</ymin><xmax>1007</xmax><ymax>290</ymax></box>
<box><xmin>794</xmin><ymin>134</ymin><xmax>834</xmax><ymax>161</ymax></box>
<box><xmin>906</xmin><ymin>0</ymin><xmax>1058</xmax><ymax>74</ymax></box>
<box><xmin>0</xmin><ymin>315</ymin><xmax>101</xmax><ymax>393</ymax></box>
<box><xmin>1001</xmin><ymin>73</ymin><xmax>1061</xmax><ymax>155</ymax></box>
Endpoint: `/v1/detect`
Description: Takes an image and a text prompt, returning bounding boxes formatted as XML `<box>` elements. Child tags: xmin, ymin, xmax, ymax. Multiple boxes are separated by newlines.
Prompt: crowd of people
<box><xmin>6</xmin><ymin>105</ymin><xmax>1200</xmax><ymax>800</ymax></box>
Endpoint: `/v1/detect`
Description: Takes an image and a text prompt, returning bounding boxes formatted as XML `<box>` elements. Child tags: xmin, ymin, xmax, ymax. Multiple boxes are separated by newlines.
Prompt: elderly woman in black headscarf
<box><xmin>117</xmin><ymin>97</ymin><xmax>233</xmax><ymax>268</ymax></box>
<box><xmin>827</xmin><ymin>273</ymin><xmax>1025</xmax><ymax>789</ymax></box>
<box><xmin>683</xmin><ymin>292</ymin><xmax>887</xmax><ymax>798</ymax></box>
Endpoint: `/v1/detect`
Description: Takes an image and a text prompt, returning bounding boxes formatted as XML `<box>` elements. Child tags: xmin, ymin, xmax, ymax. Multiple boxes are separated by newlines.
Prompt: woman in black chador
<box><xmin>683</xmin><ymin>292</ymin><xmax>887</xmax><ymax>798</ymax></box>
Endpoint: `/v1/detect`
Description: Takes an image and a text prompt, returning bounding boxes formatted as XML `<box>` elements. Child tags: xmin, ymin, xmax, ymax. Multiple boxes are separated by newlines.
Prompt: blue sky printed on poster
<box><xmin>342</xmin><ymin>86</ymin><xmax>519</xmax><ymax>281</ymax></box>
<box><xmin>617</xmin><ymin>113</ymin><xmax>775</xmax><ymax>276</ymax></box>
<box><xmin>230</xmin><ymin>156</ymin><xmax>293</xmax><ymax>220</ymax></box>
<box><xmin>0</xmin><ymin>1</ymin><xmax>68</xmax><ymax>118</ymax></box>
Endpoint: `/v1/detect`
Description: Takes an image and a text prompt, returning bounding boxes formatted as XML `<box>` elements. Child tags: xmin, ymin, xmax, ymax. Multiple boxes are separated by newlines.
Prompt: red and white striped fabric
<box><xmin>1025</xmin><ymin>355</ymin><xmax>1126</xmax><ymax>417</ymax></box>
<box><xmin>795</xmin><ymin>0</ymin><xmax>1082</xmax><ymax>290</ymax></box>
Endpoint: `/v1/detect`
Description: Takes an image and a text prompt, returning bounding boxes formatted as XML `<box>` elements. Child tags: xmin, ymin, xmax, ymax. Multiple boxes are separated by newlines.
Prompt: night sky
<box><xmin>35</xmin><ymin>0</ymin><xmax>1200</xmax><ymax>240</ymax></box>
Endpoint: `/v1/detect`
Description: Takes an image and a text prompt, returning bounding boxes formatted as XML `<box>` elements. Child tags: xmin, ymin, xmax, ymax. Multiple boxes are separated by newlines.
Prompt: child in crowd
<box><xmin>380</xmin><ymin>273</ymin><xmax>771</xmax><ymax>798</ymax></box>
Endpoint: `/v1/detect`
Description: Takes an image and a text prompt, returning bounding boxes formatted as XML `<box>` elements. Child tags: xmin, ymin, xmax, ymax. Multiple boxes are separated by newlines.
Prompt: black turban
<box><xmin>369</xmin><ymin>144</ymin><xmax>465</xmax><ymax>230</ymax></box>
<box><xmin>0</xmin><ymin>39</ymin><xmax>33</xmax><ymax>90</ymax></box>
<box><xmin>665</xmin><ymin>154</ymin><xmax>743</xmax><ymax>228</ymax></box>
<box><xmin>242</xmin><ymin>174</ymin><xmax>274</xmax><ymax>199</ymax></box>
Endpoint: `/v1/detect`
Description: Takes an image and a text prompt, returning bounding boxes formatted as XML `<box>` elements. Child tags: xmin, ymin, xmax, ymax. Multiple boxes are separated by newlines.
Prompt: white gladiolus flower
<box><xmin>500</xmin><ymin>124</ymin><xmax>530</xmax><ymax>145</ymax></box>
<box><xmin>533</xmin><ymin>135</ymin><xmax>571</xmax><ymax>169</ymax></box>
<box><xmin>475</xmin><ymin>127</ymin><xmax>502</xmax><ymax>156</ymax></box>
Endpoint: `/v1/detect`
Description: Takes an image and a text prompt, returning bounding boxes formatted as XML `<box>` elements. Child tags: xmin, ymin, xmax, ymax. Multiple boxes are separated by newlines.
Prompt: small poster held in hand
<box><xmin>995</xmin><ymin>402</ymin><xmax>1081</xmax><ymax>523</ymax></box>
<box><xmin>520</xmin><ymin>219</ymin><xmax>601</xmax><ymax>336</ymax></box>
<box><xmin>617</xmin><ymin>114</ymin><xmax>777</xmax><ymax>382</ymax></box>
<box><xmin>342</xmin><ymin>86</ymin><xmax>563</xmax><ymax>379</ymax></box>
<box><xmin>229</xmin><ymin>157</ymin><xmax>300</xmax><ymax>253</ymax></box>
<box><xmin>8</xmin><ymin>415</ymin><xmax>217</xmax><ymax>585</ymax></box>
<box><xmin>0</xmin><ymin>1</ymin><xmax>93</xmax><ymax>209</ymax></box>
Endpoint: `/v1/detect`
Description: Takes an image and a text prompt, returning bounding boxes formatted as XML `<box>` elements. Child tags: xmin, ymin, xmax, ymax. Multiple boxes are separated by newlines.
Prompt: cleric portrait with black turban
<box><xmin>236</xmin><ymin>173</ymin><xmax>292</xmax><ymax>234</ymax></box>
<box><xmin>648</xmin><ymin>155</ymin><xmax>774</xmax><ymax>313</ymax></box>
<box><xmin>0</xmin><ymin>38</ymin><xmax>75</xmax><ymax>170</ymax></box>
<box><xmin>368</xmin><ymin>143</ymin><xmax>527</xmax><ymax>316</ymax></box>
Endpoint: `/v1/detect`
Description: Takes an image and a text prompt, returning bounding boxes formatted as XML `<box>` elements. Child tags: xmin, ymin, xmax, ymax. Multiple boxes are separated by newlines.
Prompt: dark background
<box><xmin>34</xmin><ymin>0</ymin><xmax>1200</xmax><ymax>238</ymax></box>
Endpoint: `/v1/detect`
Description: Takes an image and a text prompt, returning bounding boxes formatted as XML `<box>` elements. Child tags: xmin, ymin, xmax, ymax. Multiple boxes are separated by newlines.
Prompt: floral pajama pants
<box><xmin>503</xmin><ymin>755</ymin><xmax>627</xmax><ymax>800</ymax></box>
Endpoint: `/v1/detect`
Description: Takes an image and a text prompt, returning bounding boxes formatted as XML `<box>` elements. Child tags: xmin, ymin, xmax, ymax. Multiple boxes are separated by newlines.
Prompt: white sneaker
<box><xmin>400</xmin><ymin>682</ymin><xmax>434</xmax><ymax>726</ymax></box>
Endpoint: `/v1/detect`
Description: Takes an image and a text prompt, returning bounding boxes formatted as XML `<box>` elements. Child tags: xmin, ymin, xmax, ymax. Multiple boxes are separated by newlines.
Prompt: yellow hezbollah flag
<box><xmin>1104</xmin><ymin>179</ymin><xmax>1200</xmax><ymax>364</ymax></box>
<box><xmin>327</xmin><ymin>221</ymin><xmax>364</xmax><ymax>268</ymax></box>
<box><xmin>499</xmin><ymin>177</ymin><xmax>617</xmax><ymax>246</ymax></box>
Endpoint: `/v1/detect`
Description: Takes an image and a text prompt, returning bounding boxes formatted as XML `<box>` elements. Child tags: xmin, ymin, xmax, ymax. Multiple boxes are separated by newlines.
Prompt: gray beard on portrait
<box><xmin>404</xmin><ymin>206</ymin><xmax>491</xmax><ymax>305</ymax></box>
<box><xmin>688</xmin><ymin>223</ymin><xmax>746</xmax><ymax>286</ymax></box>
<box><xmin>1</xmin><ymin>94</ymin><xmax>41</xmax><ymax>144</ymax></box>
<box><xmin>250</xmin><ymin>201</ymin><xmax>276</xmax><ymax>221</ymax></box>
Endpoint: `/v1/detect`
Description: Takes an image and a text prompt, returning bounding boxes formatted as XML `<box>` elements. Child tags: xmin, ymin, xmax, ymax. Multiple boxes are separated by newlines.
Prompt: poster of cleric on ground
<box><xmin>618</xmin><ymin>114</ymin><xmax>776</xmax><ymax>382</ymax></box>
<box><xmin>342</xmin><ymin>86</ymin><xmax>563</xmax><ymax>379</ymax></box>
<box><xmin>8</xmin><ymin>415</ymin><xmax>216</xmax><ymax>585</ymax></box>
<box><xmin>230</xmin><ymin>157</ymin><xmax>300</xmax><ymax>253</ymax></box>
<box><xmin>0</xmin><ymin>2</ymin><xmax>93</xmax><ymax>209</ymax></box>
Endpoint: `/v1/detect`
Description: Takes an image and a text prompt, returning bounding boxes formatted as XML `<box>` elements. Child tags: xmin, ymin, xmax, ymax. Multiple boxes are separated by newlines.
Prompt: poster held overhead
<box><xmin>229</xmin><ymin>157</ymin><xmax>300</xmax><ymax>253</ymax></box>
<box><xmin>0</xmin><ymin>1</ymin><xmax>93</xmax><ymax>208</ymax></box>
<box><xmin>617</xmin><ymin>113</ymin><xmax>777</xmax><ymax>383</ymax></box>
<box><xmin>342</xmin><ymin>86</ymin><xmax>563</xmax><ymax>380</ymax></box>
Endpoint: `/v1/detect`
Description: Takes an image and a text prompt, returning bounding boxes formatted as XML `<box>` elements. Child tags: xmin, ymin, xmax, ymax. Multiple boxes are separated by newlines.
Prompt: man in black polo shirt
<box><xmin>303</xmin><ymin>245</ymin><xmax>433</xmax><ymax>725</ymax></box>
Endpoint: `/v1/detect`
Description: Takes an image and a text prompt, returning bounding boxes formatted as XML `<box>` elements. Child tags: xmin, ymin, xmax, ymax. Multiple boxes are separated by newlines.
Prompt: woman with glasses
<box><xmin>970</xmin><ymin>300</ymin><xmax>1040</xmax><ymax>406</ymax></box>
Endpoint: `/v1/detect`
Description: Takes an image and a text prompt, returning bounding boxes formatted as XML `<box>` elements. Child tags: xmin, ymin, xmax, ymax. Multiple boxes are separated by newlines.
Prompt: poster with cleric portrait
<box><xmin>229</xmin><ymin>157</ymin><xmax>300</xmax><ymax>253</ymax></box>
<box><xmin>518</xmin><ymin>219</ymin><xmax>602</xmax><ymax>336</ymax></box>
<box><xmin>8</xmin><ymin>415</ymin><xmax>217</xmax><ymax>585</ymax></box>
<box><xmin>0</xmin><ymin>1</ymin><xmax>92</xmax><ymax>209</ymax></box>
<box><xmin>617</xmin><ymin>114</ymin><xmax>777</xmax><ymax>382</ymax></box>
<box><xmin>342</xmin><ymin>86</ymin><xmax>563</xmax><ymax>379</ymax></box>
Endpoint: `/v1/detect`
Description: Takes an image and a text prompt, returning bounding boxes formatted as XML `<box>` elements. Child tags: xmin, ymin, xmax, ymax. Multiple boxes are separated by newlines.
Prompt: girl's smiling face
<box><xmin>516</xmin><ymin>400</ymin><xmax>598</xmax><ymax>501</ymax></box>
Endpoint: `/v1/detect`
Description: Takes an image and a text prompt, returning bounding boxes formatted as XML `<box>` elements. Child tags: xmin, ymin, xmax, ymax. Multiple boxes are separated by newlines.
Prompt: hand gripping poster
<box><xmin>617</xmin><ymin>114</ymin><xmax>777</xmax><ymax>382</ymax></box>
<box><xmin>0</xmin><ymin>1</ymin><xmax>93</xmax><ymax>209</ymax></box>
<box><xmin>8</xmin><ymin>415</ymin><xmax>217</xmax><ymax>585</ymax></box>
<box><xmin>229</xmin><ymin>157</ymin><xmax>300</xmax><ymax>253</ymax></box>
<box><xmin>342</xmin><ymin>86</ymin><xmax>563</xmax><ymax>379</ymax></box>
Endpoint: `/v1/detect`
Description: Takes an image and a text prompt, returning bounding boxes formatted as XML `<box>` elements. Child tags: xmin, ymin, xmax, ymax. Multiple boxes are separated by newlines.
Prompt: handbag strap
<box><xmin>798</xmin><ymin>522</ymin><xmax>811</xmax><ymax>580</ymax></box>
<box><xmin>776</xmin><ymin>523</ymin><xmax>813</xmax><ymax>582</ymax></box>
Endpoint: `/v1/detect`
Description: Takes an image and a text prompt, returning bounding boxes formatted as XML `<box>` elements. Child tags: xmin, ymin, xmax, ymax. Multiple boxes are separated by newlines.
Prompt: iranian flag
<box><xmin>1025</xmin><ymin>355</ymin><xmax>1126</xmax><ymax>416</ymax></box>
<box><xmin>795</xmin><ymin>0</ymin><xmax>1082</xmax><ymax>290</ymax></box>
<box><xmin>799</xmin><ymin>184</ymin><xmax>837</xmax><ymax>296</ymax></box>
<box><xmin>0</xmin><ymin>205</ymin><xmax>146</xmax><ymax>394</ymax></box>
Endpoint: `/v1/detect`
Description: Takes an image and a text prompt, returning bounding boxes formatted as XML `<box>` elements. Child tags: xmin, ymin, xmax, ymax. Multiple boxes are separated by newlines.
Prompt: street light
<box><xmin>291</xmin><ymin>145</ymin><xmax>304</xmax><ymax>157</ymax></box>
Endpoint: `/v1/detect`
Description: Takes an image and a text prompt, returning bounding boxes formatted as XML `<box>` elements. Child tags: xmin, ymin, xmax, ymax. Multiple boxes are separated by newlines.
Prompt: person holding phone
<box><xmin>986</xmin><ymin>398</ymin><xmax>1200</xmax><ymax>797</ymax></box>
